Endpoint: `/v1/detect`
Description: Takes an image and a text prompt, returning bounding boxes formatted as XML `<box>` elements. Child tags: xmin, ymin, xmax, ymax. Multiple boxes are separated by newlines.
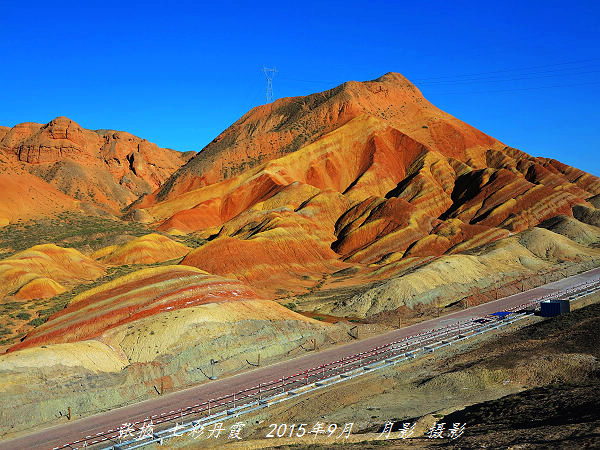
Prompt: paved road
<box><xmin>2</xmin><ymin>267</ymin><xmax>600</xmax><ymax>449</ymax></box>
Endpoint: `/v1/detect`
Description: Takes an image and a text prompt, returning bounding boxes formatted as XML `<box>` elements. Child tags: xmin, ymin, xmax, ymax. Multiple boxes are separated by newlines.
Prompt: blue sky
<box><xmin>1</xmin><ymin>1</ymin><xmax>599</xmax><ymax>175</ymax></box>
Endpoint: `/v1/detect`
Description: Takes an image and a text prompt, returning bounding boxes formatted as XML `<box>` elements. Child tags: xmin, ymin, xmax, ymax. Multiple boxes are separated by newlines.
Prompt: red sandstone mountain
<box><xmin>125</xmin><ymin>73</ymin><xmax>600</xmax><ymax>297</ymax></box>
<box><xmin>148</xmin><ymin>73</ymin><xmax>500</xmax><ymax>204</ymax></box>
<box><xmin>0</xmin><ymin>117</ymin><xmax>195</xmax><ymax>215</ymax></box>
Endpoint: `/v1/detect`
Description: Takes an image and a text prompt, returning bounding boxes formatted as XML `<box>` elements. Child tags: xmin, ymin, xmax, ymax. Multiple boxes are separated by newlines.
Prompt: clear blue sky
<box><xmin>1</xmin><ymin>1</ymin><xmax>599</xmax><ymax>175</ymax></box>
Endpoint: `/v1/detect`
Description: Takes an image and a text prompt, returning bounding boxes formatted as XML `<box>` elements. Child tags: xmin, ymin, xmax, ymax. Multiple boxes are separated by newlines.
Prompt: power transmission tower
<box><xmin>263</xmin><ymin>66</ymin><xmax>277</xmax><ymax>103</ymax></box>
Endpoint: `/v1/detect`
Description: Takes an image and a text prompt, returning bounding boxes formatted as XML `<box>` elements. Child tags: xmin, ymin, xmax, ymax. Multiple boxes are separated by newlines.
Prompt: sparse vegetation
<box><xmin>170</xmin><ymin>233</ymin><xmax>207</xmax><ymax>249</ymax></box>
<box><xmin>28</xmin><ymin>318</ymin><xmax>45</xmax><ymax>327</ymax></box>
<box><xmin>15</xmin><ymin>312</ymin><xmax>30</xmax><ymax>321</ymax></box>
<box><xmin>0</xmin><ymin>212</ymin><xmax>152</xmax><ymax>259</ymax></box>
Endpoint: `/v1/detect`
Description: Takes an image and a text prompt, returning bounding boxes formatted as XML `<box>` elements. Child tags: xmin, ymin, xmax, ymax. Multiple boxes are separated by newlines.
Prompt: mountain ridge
<box><xmin>149</xmin><ymin>72</ymin><xmax>503</xmax><ymax>204</ymax></box>
<box><xmin>0</xmin><ymin>116</ymin><xmax>195</xmax><ymax>216</ymax></box>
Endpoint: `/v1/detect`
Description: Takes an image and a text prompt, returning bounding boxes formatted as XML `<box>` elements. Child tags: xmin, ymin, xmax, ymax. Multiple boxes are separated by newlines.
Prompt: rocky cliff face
<box><xmin>0</xmin><ymin>117</ymin><xmax>195</xmax><ymax>213</ymax></box>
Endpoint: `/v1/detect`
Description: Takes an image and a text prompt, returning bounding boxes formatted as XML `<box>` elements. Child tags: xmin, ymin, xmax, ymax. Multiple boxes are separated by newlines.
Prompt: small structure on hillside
<box><xmin>540</xmin><ymin>299</ymin><xmax>570</xmax><ymax>317</ymax></box>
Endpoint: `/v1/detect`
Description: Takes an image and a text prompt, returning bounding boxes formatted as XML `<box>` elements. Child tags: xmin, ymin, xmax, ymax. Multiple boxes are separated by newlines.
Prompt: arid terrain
<box><xmin>166</xmin><ymin>293</ymin><xmax>598</xmax><ymax>449</ymax></box>
<box><xmin>1</xmin><ymin>73</ymin><xmax>599</xmax><ymax>443</ymax></box>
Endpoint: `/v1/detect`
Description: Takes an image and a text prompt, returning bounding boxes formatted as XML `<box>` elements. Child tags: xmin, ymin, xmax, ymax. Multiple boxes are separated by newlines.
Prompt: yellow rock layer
<box><xmin>0</xmin><ymin>244</ymin><xmax>105</xmax><ymax>300</ymax></box>
<box><xmin>0</xmin><ymin>340</ymin><xmax>128</xmax><ymax>375</ymax></box>
<box><xmin>94</xmin><ymin>233</ymin><xmax>190</xmax><ymax>265</ymax></box>
<box><xmin>102</xmin><ymin>299</ymin><xmax>323</xmax><ymax>363</ymax></box>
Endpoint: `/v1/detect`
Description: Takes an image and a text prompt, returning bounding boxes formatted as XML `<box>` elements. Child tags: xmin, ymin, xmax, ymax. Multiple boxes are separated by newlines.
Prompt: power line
<box><xmin>434</xmin><ymin>79</ymin><xmax>600</xmax><ymax>95</ymax></box>
<box><xmin>415</xmin><ymin>69</ymin><xmax>600</xmax><ymax>87</ymax></box>
<box><xmin>278</xmin><ymin>58</ymin><xmax>600</xmax><ymax>88</ymax></box>
<box><xmin>410</xmin><ymin>57</ymin><xmax>600</xmax><ymax>81</ymax></box>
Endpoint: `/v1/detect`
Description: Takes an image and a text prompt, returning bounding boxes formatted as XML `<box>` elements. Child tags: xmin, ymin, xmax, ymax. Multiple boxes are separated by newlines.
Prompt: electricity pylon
<box><xmin>263</xmin><ymin>66</ymin><xmax>277</xmax><ymax>103</ymax></box>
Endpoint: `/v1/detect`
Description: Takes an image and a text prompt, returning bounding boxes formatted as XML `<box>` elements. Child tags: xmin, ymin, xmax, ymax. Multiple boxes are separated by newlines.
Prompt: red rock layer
<box><xmin>8</xmin><ymin>266</ymin><xmax>259</xmax><ymax>352</ymax></box>
<box><xmin>181</xmin><ymin>208</ymin><xmax>349</xmax><ymax>296</ymax></box>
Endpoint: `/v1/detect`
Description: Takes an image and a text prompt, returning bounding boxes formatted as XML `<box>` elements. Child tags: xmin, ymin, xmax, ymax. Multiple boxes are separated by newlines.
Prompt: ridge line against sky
<box><xmin>1</xmin><ymin>0</ymin><xmax>598</xmax><ymax>176</ymax></box>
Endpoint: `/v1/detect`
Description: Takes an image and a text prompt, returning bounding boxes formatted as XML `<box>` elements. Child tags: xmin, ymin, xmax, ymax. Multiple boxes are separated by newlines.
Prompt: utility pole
<box><xmin>263</xmin><ymin>66</ymin><xmax>277</xmax><ymax>103</ymax></box>
<box><xmin>209</xmin><ymin>359</ymin><xmax>219</xmax><ymax>380</ymax></box>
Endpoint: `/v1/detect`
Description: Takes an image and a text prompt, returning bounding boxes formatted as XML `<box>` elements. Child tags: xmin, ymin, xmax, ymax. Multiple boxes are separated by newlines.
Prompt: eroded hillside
<box><xmin>125</xmin><ymin>73</ymin><xmax>600</xmax><ymax>308</ymax></box>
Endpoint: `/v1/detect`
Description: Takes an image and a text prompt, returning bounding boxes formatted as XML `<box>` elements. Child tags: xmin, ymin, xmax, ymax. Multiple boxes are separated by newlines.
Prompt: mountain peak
<box><xmin>154</xmin><ymin>71</ymin><xmax>499</xmax><ymax>200</ymax></box>
<box><xmin>47</xmin><ymin>116</ymin><xmax>77</xmax><ymax>125</ymax></box>
<box><xmin>374</xmin><ymin>71</ymin><xmax>412</xmax><ymax>84</ymax></box>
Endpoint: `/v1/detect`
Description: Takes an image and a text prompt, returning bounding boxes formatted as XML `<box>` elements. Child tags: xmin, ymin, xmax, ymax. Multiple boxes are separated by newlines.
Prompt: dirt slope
<box><xmin>0</xmin><ymin>162</ymin><xmax>79</xmax><ymax>225</ymax></box>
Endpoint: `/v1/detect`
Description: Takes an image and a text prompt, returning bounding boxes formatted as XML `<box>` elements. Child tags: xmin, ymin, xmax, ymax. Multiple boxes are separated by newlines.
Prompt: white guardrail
<box><xmin>53</xmin><ymin>276</ymin><xmax>600</xmax><ymax>450</ymax></box>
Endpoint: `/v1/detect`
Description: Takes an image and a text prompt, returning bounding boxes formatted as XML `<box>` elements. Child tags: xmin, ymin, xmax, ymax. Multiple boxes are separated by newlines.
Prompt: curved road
<box><xmin>2</xmin><ymin>266</ymin><xmax>599</xmax><ymax>449</ymax></box>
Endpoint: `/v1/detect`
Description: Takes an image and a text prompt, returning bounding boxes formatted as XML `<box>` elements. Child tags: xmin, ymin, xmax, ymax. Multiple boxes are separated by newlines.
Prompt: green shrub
<box><xmin>28</xmin><ymin>318</ymin><xmax>46</xmax><ymax>327</ymax></box>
